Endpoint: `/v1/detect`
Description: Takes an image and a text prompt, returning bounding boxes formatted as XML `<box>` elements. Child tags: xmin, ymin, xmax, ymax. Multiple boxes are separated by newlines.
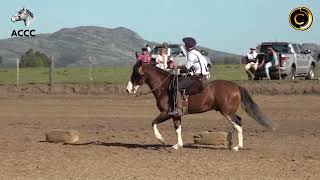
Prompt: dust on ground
<box><xmin>0</xmin><ymin>94</ymin><xmax>319</xmax><ymax>179</ymax></box>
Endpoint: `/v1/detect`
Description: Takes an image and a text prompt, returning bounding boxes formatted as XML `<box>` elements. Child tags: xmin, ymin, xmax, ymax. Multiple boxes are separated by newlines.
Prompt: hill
<box><xmin>0</xmin><ymin>26</ymin><xmax>242</xmax><ymax>67</ymax></box>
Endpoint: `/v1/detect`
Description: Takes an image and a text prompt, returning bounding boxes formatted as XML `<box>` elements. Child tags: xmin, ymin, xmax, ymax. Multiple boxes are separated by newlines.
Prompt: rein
<box><xmin>136</xmin><ymin>70</ymin><xmax>172</xmax><ymax>97</ymax></box>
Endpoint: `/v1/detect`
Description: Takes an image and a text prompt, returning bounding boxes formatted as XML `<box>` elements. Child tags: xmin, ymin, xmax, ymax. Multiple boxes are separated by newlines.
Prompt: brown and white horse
<box><xmin>127</xmin><ymin>61</ymin><xmax>275</xmax><ymax>151</ymax></box>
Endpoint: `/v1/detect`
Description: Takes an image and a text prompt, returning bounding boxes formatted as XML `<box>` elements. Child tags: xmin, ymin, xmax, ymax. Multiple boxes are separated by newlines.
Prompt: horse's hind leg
<box><xmin>152</xmin><ymin>112</ymin><xmax>170</xmax><ymax>144</ymax></box>
<box><xmin>225</xmin><ymin>114</ymin><xmax>243</xmax><ymax>151</ymax></box>
<box><xmin>172</xmin><ymin>116</ymin><xmax>183</xmax><ymax>150</ymax></box>
<box><xmin>227</xmin><ymin>126</ymin><xmax>235</xmax><ymax>150</ymax></box>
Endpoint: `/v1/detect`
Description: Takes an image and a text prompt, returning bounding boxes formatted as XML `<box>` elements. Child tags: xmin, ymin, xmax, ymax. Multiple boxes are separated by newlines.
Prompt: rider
<box><xmin>168</xmin><ymin>37</ymin><xmax>210</xmax><ymax>116</ymax></box>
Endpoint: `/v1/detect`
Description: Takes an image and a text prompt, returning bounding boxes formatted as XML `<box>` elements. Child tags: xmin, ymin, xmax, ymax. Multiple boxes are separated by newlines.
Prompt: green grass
<box><xmin>0</xmin><ymin>64</ymin><xmax>319</xmax><ymax>85</ymax></box>
<box><xmin>211</xmin><ymin>64</ymin><xmax>247</xmax><ymax>81</ymax></box>
<box><xmin>0</xmin><ymin>67</ymin><xmax>131</xmax><ymax>85</ymax></box>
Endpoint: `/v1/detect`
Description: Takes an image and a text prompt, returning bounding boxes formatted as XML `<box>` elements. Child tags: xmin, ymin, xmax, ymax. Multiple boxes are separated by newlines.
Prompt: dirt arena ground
<box><xmin>0</xmin><ymin>93</ymin><xmax>319</xmax><ymax>179</ymax></box>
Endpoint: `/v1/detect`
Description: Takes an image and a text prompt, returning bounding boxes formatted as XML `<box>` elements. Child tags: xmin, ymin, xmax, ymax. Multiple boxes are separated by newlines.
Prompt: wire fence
<box><xmin>0</xmin><ymin>61</ymin><xmax>319</xmax><ymax>85</ymax></box>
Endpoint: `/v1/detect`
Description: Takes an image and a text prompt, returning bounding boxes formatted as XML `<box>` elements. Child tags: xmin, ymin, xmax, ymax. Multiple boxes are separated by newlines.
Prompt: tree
<box><xmin>0</xmin><ymin>56</ymin><xmax>2</xmax><ymax>66</ymax></box>
<box><xmin>318</xmin><ymin>53</ymin><xmax>320</xmax><ymax>62</ymax></box>
<box><xmin>19</xmin><ymin>49</ymin><xmax>50</xmax><ymax>68</ymax></box>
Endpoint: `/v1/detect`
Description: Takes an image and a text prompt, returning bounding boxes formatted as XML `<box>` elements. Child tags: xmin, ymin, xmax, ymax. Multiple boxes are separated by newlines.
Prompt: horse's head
<box><xmin>11</xmin><ymin>8</ymin><xmax>34</xmax><ymax>26</ymax></box>
<box><xmin>127</xmin><ymin>61</ymin><xmax>146</xmax><ymax>94</ymax></box>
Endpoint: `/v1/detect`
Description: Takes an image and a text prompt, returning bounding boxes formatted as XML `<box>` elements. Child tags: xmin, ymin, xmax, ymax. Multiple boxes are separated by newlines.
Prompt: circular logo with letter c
<box><xmin>289</xmin><ymin>7</ymin><xmax>313</xmax><ymax>31</ymax></box>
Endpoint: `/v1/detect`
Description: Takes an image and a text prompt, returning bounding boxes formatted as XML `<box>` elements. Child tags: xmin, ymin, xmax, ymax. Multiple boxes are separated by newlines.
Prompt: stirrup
<box><xmin>168</xmin><ymin>109</ymin><xmax>182</xmax><ymax>117</ymax></box>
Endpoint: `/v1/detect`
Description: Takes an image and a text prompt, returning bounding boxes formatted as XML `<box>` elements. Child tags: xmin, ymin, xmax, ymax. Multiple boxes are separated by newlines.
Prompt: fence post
<box><xmin>88</xmin><ymin>57</ymin><xmax>94</xmax><ymax>81</ymax></box>
<box><xmin>49</xmin><ymin>57</ymin><xmax>54</xmax><ymax>93</ymax></box>
<box><xmin>239</xmin><ymin>57</ymin><xmax>242</xmax><ymax>80</ymax></box>
<box><xmin>16</xmin><ymin>58</ymin><xmax>20</xmax><ymax>91</ymax></box>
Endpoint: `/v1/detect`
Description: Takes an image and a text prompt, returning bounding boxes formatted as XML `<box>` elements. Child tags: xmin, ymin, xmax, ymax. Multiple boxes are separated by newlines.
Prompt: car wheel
<box><xmin>288</xmin><ymin>67</ymin><xmax>296</xmax><ymax>80</ymax></box>
<box><xmin>253</xmin><ymin>76</ymin><xmax>260</xmax><ymax>80</ymax></box>
<box><xmin>305</xmin><ymin>65</ymin><xmax>315</xmax><ymax>80</ymax></box>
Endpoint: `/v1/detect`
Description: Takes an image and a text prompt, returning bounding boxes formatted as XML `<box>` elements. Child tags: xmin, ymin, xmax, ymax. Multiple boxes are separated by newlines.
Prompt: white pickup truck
<box><xmin>255</xmin><ymin>42</ymin><xmax>316</xmax><ymax>80</ymax></box>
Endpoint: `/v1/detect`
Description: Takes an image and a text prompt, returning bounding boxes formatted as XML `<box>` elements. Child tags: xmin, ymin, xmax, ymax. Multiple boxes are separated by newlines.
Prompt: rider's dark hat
<box><xmin>141</xmin><ymin>47</ymin><xmax>148</xmax><ymax>51</ymax></box>
<box><xmin>182</xmin><ymin>37</ymin><xmax>197</xmax><ymax>48</ymax></box>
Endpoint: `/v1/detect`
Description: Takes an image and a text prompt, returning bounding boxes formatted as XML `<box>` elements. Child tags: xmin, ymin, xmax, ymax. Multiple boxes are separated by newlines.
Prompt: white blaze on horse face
<box><xmin>126</xmin><ymin>80</ymin><xmax>140</xmax><ymax>94</ymax></box>
<box><xmin>126</xmin><ymin>81</ymin><xmax>134</xmax><ymax>93</ymax></box>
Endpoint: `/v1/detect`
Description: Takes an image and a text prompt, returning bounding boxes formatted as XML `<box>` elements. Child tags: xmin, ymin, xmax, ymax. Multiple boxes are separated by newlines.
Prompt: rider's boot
<box><xmin>168</xmin><ymin>91</ymin><xmax>183</xmax><ymax>116</ymax></box>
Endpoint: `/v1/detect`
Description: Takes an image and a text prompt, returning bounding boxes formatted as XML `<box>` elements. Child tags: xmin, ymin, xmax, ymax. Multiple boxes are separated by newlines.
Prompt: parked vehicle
<box><xmin>254</xmin><ymin>42</ymin><xmax>316</xmax><ymax>80</ymax></box>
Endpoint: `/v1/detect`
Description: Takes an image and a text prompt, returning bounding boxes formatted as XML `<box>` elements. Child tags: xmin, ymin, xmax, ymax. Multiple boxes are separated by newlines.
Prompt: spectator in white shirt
<box><xmin>245</xmin><ymin>48</ymin><xmax>258</xmax><ymax>79</ymax></box>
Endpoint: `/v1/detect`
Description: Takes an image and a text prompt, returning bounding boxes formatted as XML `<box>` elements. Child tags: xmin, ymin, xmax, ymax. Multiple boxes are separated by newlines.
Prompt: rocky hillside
<box><xmin>0</xmin><ymin>26</ymin><xmax>242</xmax><ymax>67</ymax></box>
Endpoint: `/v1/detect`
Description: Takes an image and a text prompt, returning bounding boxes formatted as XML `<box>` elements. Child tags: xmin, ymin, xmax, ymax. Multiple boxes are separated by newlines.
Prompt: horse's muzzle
<box><xmin>126</xmin><ymin>81</ymin><xmax>140</xmax><ymax>94</ymax></box>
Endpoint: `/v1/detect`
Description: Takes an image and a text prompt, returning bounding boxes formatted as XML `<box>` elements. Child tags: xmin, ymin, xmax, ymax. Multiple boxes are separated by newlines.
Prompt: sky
<box><xmin>0</xmin><ymin>0</ymin><xmax>319</xmax><ymax>54</ymax></box>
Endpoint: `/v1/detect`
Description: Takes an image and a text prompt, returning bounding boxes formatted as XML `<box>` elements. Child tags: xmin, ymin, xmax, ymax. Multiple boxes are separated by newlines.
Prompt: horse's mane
<box><xmin>143</xmin><ymin>64</ymin><xmax>170</xmax><ymax>78</ymax></box>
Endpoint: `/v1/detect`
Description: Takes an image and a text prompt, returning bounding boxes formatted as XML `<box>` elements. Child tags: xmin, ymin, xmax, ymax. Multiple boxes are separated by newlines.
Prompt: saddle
<box><xmin>170</xmin><ymin>74</ymin><xmax>206</xmax><ymax>115</ymax></box>
<box><xmin>184</xmin><ymin>75</ymin><xmax>205</xmax><ymax>95</ymax></box>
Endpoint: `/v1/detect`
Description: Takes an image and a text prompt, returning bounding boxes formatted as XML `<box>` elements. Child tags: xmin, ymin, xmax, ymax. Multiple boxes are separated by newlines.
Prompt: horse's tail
<box><xmin>239</xmin><ymin>86</ymin><xmax>276</xmax><ymax>131</ymax></box>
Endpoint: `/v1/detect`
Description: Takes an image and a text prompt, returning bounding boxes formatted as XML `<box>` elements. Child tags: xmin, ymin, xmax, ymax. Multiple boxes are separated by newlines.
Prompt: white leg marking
<box><xmin>231</xmin><ymin>121</ymin><xmax>243</xmax><ymax>151</ymax></box>
<box><xmin>227</xmin><ymin>126</ymin><xmax>235</xmax><ymax>149</ymax></box>
<box><xmin>172</xmin><ymin>125</ymin><xmax>183</xmax><ymax>150</ymax></box>
<box><xmin>153</xmin><ymin>124</ymin><xmax>165</xmax><ymax>144</ymax></box>
<box><xmin>226</xmin><ymin>116</ymin><xmax>243</xmax><ymax>152</ymax></box>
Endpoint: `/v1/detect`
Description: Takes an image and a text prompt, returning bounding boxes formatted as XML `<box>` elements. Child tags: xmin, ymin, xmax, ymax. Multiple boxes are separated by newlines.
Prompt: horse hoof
<box><xmin>157</xmin><ymin>138</ymin><xmax>166</xmax><ymax>145</ymax></box>
<box><xmin>232</xmin><ymin>146</ymin><xmax>239</xmax><ymax>152</ymax></box>
<box><xmin>172</xmin><ymin>144</ymin><xmax>183</xmax><ymax>150</ymax></box>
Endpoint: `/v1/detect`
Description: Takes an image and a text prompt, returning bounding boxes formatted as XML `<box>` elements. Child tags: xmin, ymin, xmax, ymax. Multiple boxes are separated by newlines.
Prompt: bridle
<box><xmin>135</xmin><ymin>70</ymin><xmax>172</xmax><ymax>97</ymax></box>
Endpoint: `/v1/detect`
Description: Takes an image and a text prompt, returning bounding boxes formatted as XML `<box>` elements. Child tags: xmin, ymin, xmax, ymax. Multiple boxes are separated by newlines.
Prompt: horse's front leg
<box><xmin>172</xmin><ymin>116</ymin><xmax>183</xmax><ymax>150</ymax></box>
<box><xmin>152</xmin><ymin>112</ymin><xmax>170</xmax><ymax>144</ymax></box>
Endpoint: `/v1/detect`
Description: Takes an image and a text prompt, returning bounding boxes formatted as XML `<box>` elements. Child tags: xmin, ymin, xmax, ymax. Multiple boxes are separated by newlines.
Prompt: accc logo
<box><xmin>11</xmin><ymin>30</ymin><xmax>36</xmax><ymax>37</ymax></box>
<box><xmin>10</xmin><ymin>8</ymin><xmax>36</xmax><ymax>37</ymax></box>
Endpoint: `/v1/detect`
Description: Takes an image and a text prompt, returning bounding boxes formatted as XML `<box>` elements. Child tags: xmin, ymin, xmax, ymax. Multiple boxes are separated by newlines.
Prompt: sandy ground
<box><xmin>0</xmin><ymin>94</ymin><xmax>319</xmax><ymax>179</ymax></box>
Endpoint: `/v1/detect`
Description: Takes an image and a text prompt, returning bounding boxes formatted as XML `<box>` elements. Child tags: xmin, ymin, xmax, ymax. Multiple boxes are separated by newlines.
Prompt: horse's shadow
<box><xmin>42</xmin><ymin>141</ymin><xmax>232</xmax><ymax>151</ymax></box>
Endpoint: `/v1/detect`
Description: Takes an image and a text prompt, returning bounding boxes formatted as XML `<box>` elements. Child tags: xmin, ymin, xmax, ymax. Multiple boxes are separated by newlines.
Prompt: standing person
<box><xmin>146</xmin><ymin>44</ymin><xmax>152</xmax><ymax>53</ymax></box>
<box><xmin>155</xmin><ymin>48</ymin><xmax>168</xmax><ymax>69</ymax></box>
<box><xmin>245</xmin><ymin>48</ymin><xmax>258</xmax><ymax>79</ymax></box>
<box><xmin>136</xmin><ymin>48</ymin><xmax>151</xmax><ymax>64</ymax></box>
<box><xmin>162</xmin><ymin>42</ymin><xmax>171</xmax><ymax>57</ymax></box>
<box><xmin>264</xmin><ymin>47</ymin><xmax>279</xmax><ymax>81</ymax></box>
<box><xmin>168</xmin><ymin>37</ymin><xmax>210</xmax><ymax>116</ymax></box>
